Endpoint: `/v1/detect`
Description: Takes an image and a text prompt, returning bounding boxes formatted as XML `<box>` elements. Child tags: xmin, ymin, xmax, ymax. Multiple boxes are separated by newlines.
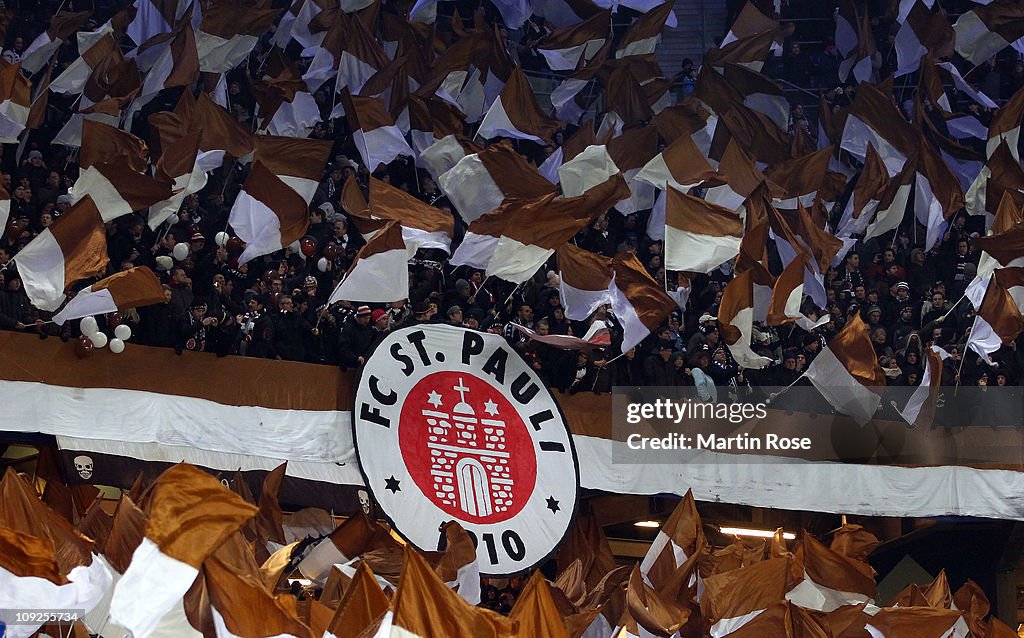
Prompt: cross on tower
<box><xmin>454</xmin><ymin>378</ymin><xmax>469</xmax><ymax>402</ymax></box>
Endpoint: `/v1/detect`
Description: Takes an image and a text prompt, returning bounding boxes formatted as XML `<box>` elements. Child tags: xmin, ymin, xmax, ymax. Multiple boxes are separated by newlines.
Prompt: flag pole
<box><xmin>766</xmin><ymin>372</ymin><xmax>806</xmax><ymax>404</ymax></box>
<box><xmin>938</xmin><ymin>293</ymin><xmax>967</xmax><ymax>322</ymax></box>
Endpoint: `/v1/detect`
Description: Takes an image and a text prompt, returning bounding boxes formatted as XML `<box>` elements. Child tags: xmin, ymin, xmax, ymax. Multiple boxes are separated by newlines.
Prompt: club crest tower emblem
<box><xmin>354</xmin><ymin>324</ymin><xmax>579</xmax><ymax>574</ymax></box>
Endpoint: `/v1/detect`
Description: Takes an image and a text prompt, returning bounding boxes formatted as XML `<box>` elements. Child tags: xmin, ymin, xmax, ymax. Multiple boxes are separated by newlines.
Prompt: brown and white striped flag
<box><xmin>149</xmin><ymin>90</ymin><xmax>254</xmax><ymax>173</ymax></box>
<box><xmin>895</xmin><ymin>0</ymin><xmax>954</xmax><ymax>75</ymax></box>
<box><xmin>965</xmin><ymin>268</ymin><xmax>1024</xmax><ymax>364</ymax></box>
<box><xmin>229</xmin><ymin>136</ymin><xmax>332</xmax><ymax>264</ymax></box>
<box><xmin>786</xmin><ymin>533</ymin><xmax>877</xmax><ymax>612</ymax></box>
<box><xmin>450</xmin><ymin>172</ymin><xmax>628</xmax><ymax>283</ymax></box>
<box><xmin>195</xmin><ymin>0</ymin><xmax>282</xmax><ymax>73</ymax></box>
<box><xmin>131</xmin><ymin>21</ymin><xmax>200</xmax><ymax>115</ymax></box>
<box><xmin>340</xmin><ymin>89</ymin><xmax>414</xmax><ymax>172</ymax></box>
<box><xmin>204</xmin><ymin>554</ymin><xmax>312</xmax><ymax>638</ymax></box>
<box><xmin>297</xmin><ymin>512</ymin><xmax>401</xmax><ymax>583</ymax></box>
<box><xmin>49</xmin><ymin>34</ymin><xmax>120</xmax><ymax>97</ymax></box>
<box><xmin>617</xmin><ymin>1</ymin><xmax>674</xmax><ymax>58</ymax></box>
<box><xmin>719</xmin><ymin>270</ymin><xmax>774</xmax><ymax>368</ymax></box>
<box><xmin>966</xmin><ymin>140</ymin><xmax>1024</xmax><ymax>224</ymax></box>
<box><xmin>954</xmin><ymin>1</ymin><xmax>1024</xmax><ymax>65</ymax></box>
<box><xmin>438</xmin><ymin>139</ymin><xmax>558</xmax><ymax>224</ymax></box>
<box><xmin>701</xmin><ymin>557</ymin><xmax>795</xmax><ymax>636</ymax></box>
<box><xmin>148</xmin><ymin>131</ymin><xmax>203</xmax><ymax>230</ymax></box>
<box><xmin>766</xmin><ymin>253</ymin><xmax>828</xmax><ymax>331</ymax></box>
<box><xmin>865</xmin><ymin>607</ymin><xmax>967</xmax><ymax>638</ymax></box>
<box><xmin>610</xmin><ymin>251</ymin><xmax>677</xmax><ymax>352</ymax></box>
<box><xmin>802</xmin><ymin>315</ymin><xmax>886</xmax><ymax>425</ymax></box>
<box><xmin>0</xmin><ymin>60</ymin><xmax>31</xmax><ymax>143</ymax></box>
<box><xmin>537</xmin><ymin>10</ymin><xmax>609</xmax><ymax>70</ymax></box>
<box><xmin>107</xmin><ymin>463</ymin><xmax>258</xmax><ymax>638</ymax></box>
<box><xmin>14</xmin><ymin>196</ymin><xmax>108</xmax><ymax>312</ymax></box>
<box><xmin>478</xmin><ymin>66</ymin><xmax>562</xmax><ymax>144</ymax></box>
<box><xmin>327</xmin><ymin>221</ymin><xmax>412</xmax><ymax>304</ymax></box>
<box><xmin>639</xmin><ymin>490</ymin><xmax>707</xmax><ymax>591</ymax></box>
<box><xmin>987</xmin><ymin>83</ymin><xmax>1024</xmax><ymax>161</ymax></box>
<box><xmin>556</xmin><ymin>243</ymin><xmax>614</xmax><ymax>321</ymax></box>
<box><xmin>20</xmin><ymin>10</ymin><xmax>92</xmax><ymax>74</ymax></box>
<box><xmin>382</xmin><ymin>547</ymin><xmax>513</xmax><ymax>638</ymax></box>
<box><xmin>836</xmin><ymin>143</ymin><xmax>888</xmax><ymax>238</ymax></box>
<box><xmin>841</xmin><ymin>81</ymin><xmax>917</xmax><ymax>175</ymax></box>
<box><xmin>664</xmin><ymin>186</ymin><xmax>743</xmax><ymax>273</ymax></box>
<box><xmin>369</xmin><ymin>176</ymin><xmax>455</xmax><ymax>253</ymax></box>
<box><xmin>52</xmin><ymin>267</ymin><xmax>166</xmax><ymax>326</ymax></box>
<box><xmin>914</xmin><ymin>136</ymin><xmax>965</xmax><ymax>251</ymax></box>
<box><xmin>896</xmin><ymin>345</ymin><xmax>949</xmax><ymax>430</ymax></box>
<box><xmin>68</xmin><ymin>121</ymin><xmax>172</xmax><ymax>223</ymax></box>
<box><xmin>635</xmin><ymin>132</ymin><xmax>720</xmax><ymax>193</ymax></box>
<box><xmin>325</xmin><ymin>562</ymin><xmax>390</xmax><ymax>638</ymax></box>
<box><xmin>303</xmin><ymin>9</ymin><xmax>387</xmax><ymax>95</ymax></box>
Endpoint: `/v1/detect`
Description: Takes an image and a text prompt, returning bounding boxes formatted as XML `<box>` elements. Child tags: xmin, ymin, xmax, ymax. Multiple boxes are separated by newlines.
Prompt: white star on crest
<box><xmin>483</xmin><ymin>399</ymin><xmax>499</xmax><ymax>416</ymax></box>
<box><xmin>427</xmin><ymin>391</ymin><xmax>443</xmax><ymax>408</ymax></box>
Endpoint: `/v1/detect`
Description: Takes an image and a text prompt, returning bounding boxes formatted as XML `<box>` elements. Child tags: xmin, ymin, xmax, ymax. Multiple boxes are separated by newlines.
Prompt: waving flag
<box><xmin>328</xmin><ymin>222</ymin><xmax>413</xmax><ymax>304</ymax></box>
<box><xmin>0</xmin><ymin>60</ymin><xmax>30</xmax><ymax>143</ymax></box>
<box><xmin>20</xmin><ymin>11</ymin><xmax>92</xmax><ymax>73</ymax></box>
<box><xmin>341</xmin><ymin>89</ymin><xmax>414</xmax><ymax>172</ymax></box>
<box><xmin>478</xmin><ymin>66</ymin><xmax>561</xmax><ymax>143</ymax></box>
<box><xmin>229</xmin><ymin>136</ymin><xmax>332</xmax><ymax>264</ymax></box>
<box><xmin>803</xmin><ymin>315</ymin><xmax>886</xmax><ymax>425</ymax></box>
<box><xmin>52</xmin><ymin>267</ymin><xmax>166</xmax><ymax>326</ymax></box>
<box><xmin>617</xmin><ymin>1</ymin><xmax>674</xmax><ymax>58</ymax></box>
<box><xmin>108</xmin><ymin>464</ymin><xmax>258</xmax><ymax>638</ymax></box>
<box><xmin>954</xmin><ymin>1</ymin><xmax>1024</xmax><ymax>65</ymax></box>
<box><xmin>450</xmin><ymin>172</ymin><xmax>628</xmax><ymax>283</ymax></box>
<box><xmin>537</xmin><ymin>11</ymin><xmax>610</xmax><ymax>71</ymax></box>
<box><xmin>719</xmin><ymin>270</ymin><xmax>773</xmax><ymax>369</ymax></box>
<box><xmin>195</xmin><ymin>0</ymin><xmax>282</xmax><ymax>73</ymax></box>
<box><xmin>369</xmin><ymin>177</ymin><xmax>455</xmax><ymax>252</ymax></box>
<box><xmin>896</xmin><ymin>346</ymin><xmax>949</xmax><ymax>429</ymax></box>
<box><xmin>14</xmin><ymin>197</ymin><xmax>108</xmax><ymax>312</ymax></box>
<box><xmin>438</xmin><ymin>140</ymin><xmax>557</xmax><ymax>224</ymax></box>
<box><xmin>664</xmin><ymin>186</ymin><xmax>743</xmax><ymax>273</ymax></box>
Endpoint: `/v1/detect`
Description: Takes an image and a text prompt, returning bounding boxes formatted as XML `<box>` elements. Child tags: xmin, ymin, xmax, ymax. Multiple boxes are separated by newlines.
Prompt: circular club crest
<box><xmin>354</xmin><ymin>324</ymin><xmax>579</xmax><ymax>575</ymax></box>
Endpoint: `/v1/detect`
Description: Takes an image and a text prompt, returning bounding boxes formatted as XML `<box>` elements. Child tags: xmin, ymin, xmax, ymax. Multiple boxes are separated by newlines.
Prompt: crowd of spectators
<box><xmin>0</xmin><ymin>0</ymin><xmax>1021</xmax><ymax>415</ymax></box>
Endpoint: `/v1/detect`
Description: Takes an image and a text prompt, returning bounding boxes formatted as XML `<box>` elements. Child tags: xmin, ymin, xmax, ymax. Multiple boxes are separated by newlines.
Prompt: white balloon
<box><xmin>155</xmin><ymin>255</ymin><xmax>174</xmax><ymax>271</ymax></box>
<box><xmin>114</xmin><ymin>324</ymin><xmax>132</xmax><ymax>341</ymax></box>
<box><xmin>167</xmin><ymin>214</ymin><xmax>179</xmax><ymax>225</ymax></box>
<box><xmin>80</xmin><ymin>316</ymin><xmax>98</xmax><ymax>336</ymax></box>
<box><xmin>90</xmin><ymin>332</ymin><xmax>108</xmax><ymax>348</ymax></box>
<box><xmin>173</xmin><ymin>242</ymin><xmax>190</xmax><ymax>261</ymax></box>
<box><xmin>109</xmin><ymin>338</ymin><xmax>125</xmax><ymax>354</ymax></box>
<box><xmin>289</xmin><ymin>240</ymin><xmax>301</xmax><ymax>253</ymax></box>
<box><xmin>317</xmin><ymin>257</ymin><xmax>328</xmax><ymax>272</ymax></box>
<box><xmin>215</xmin><ymin>231</ymin><xmax>229</xmax><ymax>247</ymax></box>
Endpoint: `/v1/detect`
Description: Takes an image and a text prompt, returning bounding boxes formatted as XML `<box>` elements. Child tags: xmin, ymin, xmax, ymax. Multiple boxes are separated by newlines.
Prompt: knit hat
<box><xmin>356</xmin><ymin>305</ymin><xmax>371</xmax><ymax>316</ymax></box>
<box><xmin>371</xmin><ymin>309</ymin><xmax>387</xmax><ymax>324</ymax></box>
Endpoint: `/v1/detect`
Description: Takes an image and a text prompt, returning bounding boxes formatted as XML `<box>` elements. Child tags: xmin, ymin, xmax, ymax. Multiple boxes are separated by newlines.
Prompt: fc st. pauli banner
<box><xmin>354</xmin><ymin>324</ymin><xmax>580</xmax><ymax>575</ymax></box>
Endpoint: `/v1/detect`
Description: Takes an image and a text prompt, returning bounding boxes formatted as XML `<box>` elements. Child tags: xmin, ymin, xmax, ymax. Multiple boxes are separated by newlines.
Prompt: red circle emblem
<box><xmin>399</xmin><ymin>371</ymin><xmax>538</xmax><ymax>524</ymax></box>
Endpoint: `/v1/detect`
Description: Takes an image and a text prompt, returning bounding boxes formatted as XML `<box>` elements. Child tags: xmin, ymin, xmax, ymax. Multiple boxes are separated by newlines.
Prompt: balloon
<box><xmin>155</xmin><ymin>255</ymin><xmax>174</xmax><ymax>271</ymax></box>
<box><xmin>166</xmin><ymin>214</ymin><xmax>179</xmax><ymax>226</ymax></box>
<box><xmin>289</xmin><ymin>240</ymin><xmax>301</xmax><ymax>253</ymax></box>
<box><xmin>80</xmin><ymin>316</ymin><xmax>99</xmax><ymax>336</ymax></box>
<box><xmin>74</xmin><ymin>335</ymin><xmax>94</xmax><ymax>359</ymax></box>
<box><xmin>109</xmin><ymin>338</ymin><xmax>125</xmax><ymax>354</ymax></box>
<box><xmin>173</xmin><ymin>242</ymin><xmax>190</xmax><ymax>261</ymax></box>
<box><xmin>317</xmin><ymin>257</ymin><xmax>328</xmax><ymax>272</ymax></box>
<box><xmin>215</xmin><ymin>231</ymin><xmax>229</xmax><ymax>247</ymax></box>
<box><xmin>324</xmin><ymin>242</ymin><xmax>340</xmax><ymax>260</ymax></box>
<box><xmin>226</xmin><ymin>236</ymin><xmax>244</xmax><ymax>255</ymax></box>
<box><xmin>300</xmin><ymin>236</ymin><xmax>318</xmax><ymax>257</ymax></box>
<box><xmin>90</xmin><ymin>332</ymin><xmax>108</xmax><ymax>348</ymax></box>
<box><xmin>114</xmin><ymin>324</ymin><xmax>132</xmax><ymax>341</ymax></box>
